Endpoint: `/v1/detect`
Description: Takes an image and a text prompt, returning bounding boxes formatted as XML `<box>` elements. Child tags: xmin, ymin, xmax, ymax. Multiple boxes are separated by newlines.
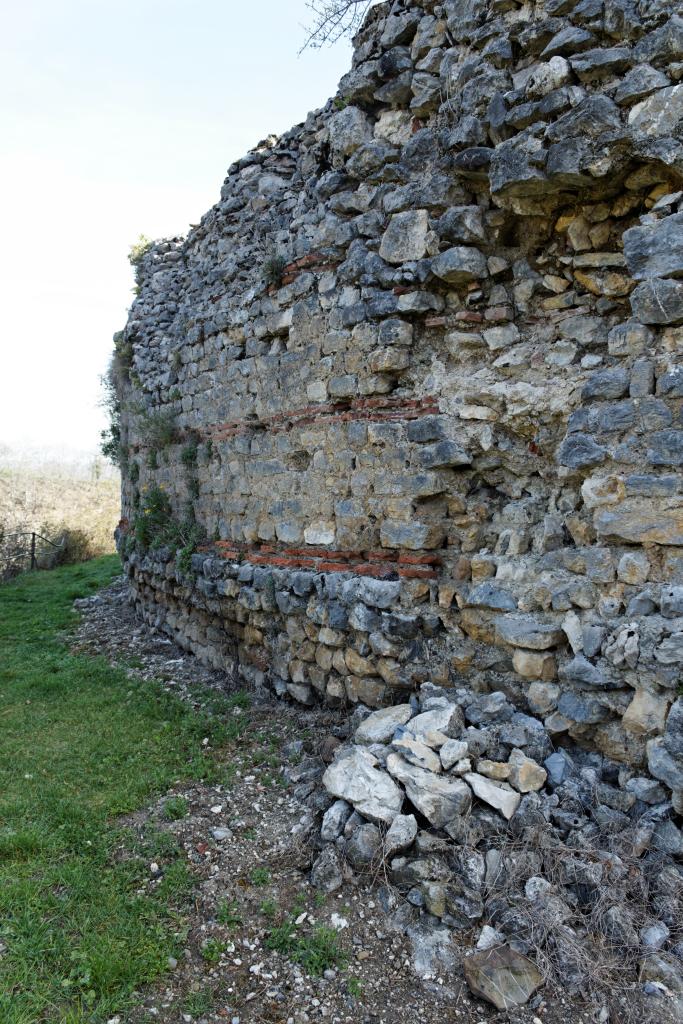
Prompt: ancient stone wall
<box><xmin>117</xmin><ymin>0</ymin><xmax>683</xmax><ymax>802</ymax></box>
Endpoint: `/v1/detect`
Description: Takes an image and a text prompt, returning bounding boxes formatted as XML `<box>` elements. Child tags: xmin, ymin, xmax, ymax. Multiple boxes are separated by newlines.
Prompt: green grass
<box><xmin>183</xmin><ymin>988</ymin><xmax>215</xmax><ymax>1017</ymax></box>
<box><xmin>265</xmin><ymin>914</ymin><xmax>346</xmax><ymax>977</ymax></box>
<box><xmin>348</xmin><ymin>976</ymin><xmax>362</xmax><ymax>999</ymax></box>
<box><xmin>0</xmin><ymin>556</ymin><xmax>248</xmax><ymax>1024</ymax></box>
<box><xmin>162</xmin><ymin>795</ymin><xmax>189</xmax><ymax>821</ymax></box>
<box><xmin>199</xmin><ymin>938</ymin><xmax>225</xmax><ymax>964</ymax></box>
<box><xmin>259</xmin><ymin>899</ymin><xmax>277</xmax><ymax>919</ymax></box>
<box><xmin>216</xmin><ymin>899</ymin><xmax>242</xmax><ymax>929</ymax></box>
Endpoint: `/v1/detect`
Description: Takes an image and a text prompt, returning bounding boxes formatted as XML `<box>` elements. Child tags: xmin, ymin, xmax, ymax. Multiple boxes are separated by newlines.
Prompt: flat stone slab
<box><xmin>392</xmin><ymin>734</ymin><xmax>442</xmax><ymax>773</ymax></box>
<box><xmin>405</xmin><ymin>706</ymin><xmax>460</xmax><ymax>747</ymax></box>
<box><xmin>465</xmin><ymin>773</ymin><xmax>521</xmax><ymax>820</ymax></box>
<box><xmin>323</xmin><ymin>747</ymin><xmax>404</xmax><ymax>825</ymax></box>
<box><xmin>464</xmin><ymin>945</ymin><xmax>543</xmax><ymax>1010</ymax></box>
<box><xmin>494</xmin><ymin>615</ymin><xmax>564</xmax><ymax>650</ymax></box>
<box><xmin>354</xmin><ymin>704</ymin><xmax>414</xmax><ymax>744</ymax></box>
<box><xmin>386</xmin><ymin>753</ymin><xmax>471</xmax><ymax>827</ymax></box>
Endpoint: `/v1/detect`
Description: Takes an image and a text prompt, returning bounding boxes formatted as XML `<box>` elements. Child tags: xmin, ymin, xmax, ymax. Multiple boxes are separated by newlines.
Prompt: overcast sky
<box><xmin>0</xmin><ymin>0</ymin><xmax>353</xmax><ymax>455</ymax></box>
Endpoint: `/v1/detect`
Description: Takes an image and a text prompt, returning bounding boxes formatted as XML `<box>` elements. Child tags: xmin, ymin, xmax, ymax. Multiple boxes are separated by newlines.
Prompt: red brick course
<box><xmin>199</xmin><ymin>539</ymin><xmax>441</xmax><ymax>580</ymax></box>
<box><xmin>206</xmin><ymin>394</ymin><xmax>440</xmax><ymax>441</ymax></box>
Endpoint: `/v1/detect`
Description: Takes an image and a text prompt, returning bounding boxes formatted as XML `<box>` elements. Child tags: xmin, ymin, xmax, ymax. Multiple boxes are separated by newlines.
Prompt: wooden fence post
<box><xmin>30</xmin><ymin>532</ymin><xmax>37</xmax><ymax>571</ymax></box>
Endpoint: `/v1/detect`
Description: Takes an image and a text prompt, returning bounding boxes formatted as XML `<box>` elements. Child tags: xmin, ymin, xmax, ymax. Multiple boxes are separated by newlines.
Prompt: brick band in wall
<box><xmin>201</xmin><ymin>541</ymin><xmax>441</xmax><ymax>579</ymax></box>
<box><xmin>206</xmin><ymin>394</ymin><xmax>440</xmax><ymax>441</ymax></box>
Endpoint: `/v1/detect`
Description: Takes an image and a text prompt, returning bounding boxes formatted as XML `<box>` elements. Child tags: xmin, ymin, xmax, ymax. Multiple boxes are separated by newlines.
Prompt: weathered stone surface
<box><xmin>483</xmin><ymin>323</ymin><xmax>520</xmax><ymax>351</ymax></box>
<box><xmin>311</xmin><ymin>845</ymin><xmax>344</xmax><ymax>893</ymax></box>
<box><xmin>630</xmin><ymin>278</ymin><xmax>683</xmax><ymax>325</ymax></box>
<box><xmin>406</xmin><ymin>919</ymin><xmax>457</xmax><ymax>981</ymax></box>
<box><xmin>386</xmin><ymin>753</ymin><xmax>472</xmax><ymax>827</ymax></box>
<box><xmin>508</xmin><ymin>749</ymin><xmax>547</xmax><ymax>792</ymax></box>
<box><xmin>437</xmin><ymin>205</ymin><xmax>485</xmax><ymax>244</ymax></box>
<box><xmin>495</xmin><ymin>616</ymin><xmax>564</xmax><ymax>650</ymax></box>
<box><xmin>624</xmin><ymin>213</ymin><xmax>683</xmax><ymax>281</ymax></box>
<box><xmin>323</xmin><ymin>747</ymin><xmax>404</xmax><ymax>824</ymax></box>
<box><xmin>355</xmin><ymin>704</ymin><xmax>413</xmax><ymax>744</ymax></box>
<box><xmin>560</xmin><ymin>654</ymin><xmax>614</xmax><ymax>688</ymax></box>
<box><xmin>634</xmin><ymin>15</ymin><xmax>683</xmax><ymax>64</ymax></box>
<box><xmin>623</xmin><ymin>690</ymin><xmax>669</xmax><ymax>737</ymax></box>
<box><xmin>582</xmin><ymin>367</ymin><xmax>630</xmax><ymax>400</ymax></box>
<box><xmin>416</xmin><ymin>439</ymin><xmax>471</xmax><ymax>467</ymax></box>
<box><xmin>321</xmin><ymin>799</ymin><xmax>352</xmax><ymax>842</ymax></box>
<box><xmin>525</xmin><ymin>56</ymin><xmax>571</xmax><ymax>98</ymax></box>
<box><xmin>557</xmin><ymin>690</ymin><xmax>609</xmax><ymax>724</ymax></box>
<box><xmin>431</xmin><ymin>246</ymin><xmax>488</xmax><ymax>284</ymax></box>
<box><xmin>664</xmin><ymin>698</ymin><xmax>683</xmax><ymax>758</ymax></box>
<box><xmin>384</xmin><ymin>813</ymin><xmax>418</xmax><ymax>857</ymax></box>
<box><xmin>570</xmin><ymin>47</ymin><xmax>631</xmax><ymax>82</ymax></box>
<box><xmin>380</xmin><ymin>209</ymin><xmax>430</xmax><ymax>264</ymax></box>
<box><xmin>512</xmin><ymin>649</ymin><xmax>556</xmax><ymax>680</ymax></box>
<box><xmin>346</xmin><ymin>821</ymin><xmax>382</xmax><ymax>868</ymax></box>
<box><xmin>406</xmin><ymin>706</ymin><xmax>462</xmax><ymax>746</ymax></box>
<box><xmin>468</xmin><ymin>582</ymin><xmax>517</xmax><ymax>611</ymax></box>
<box><xmin>662</xmin><ymin>587</ymin><xmax>683</xmax><ymax>619</ymax></box>
<box><xmin>655</xmin><ymin>633</ymin><xmax>683</xmax><ymax>665</ymax></box>
<box><xmin>648</xmin><ymin>430</ymin><xmax>683</xmax><ymax>467</ymax></box>
<box><xmin>617</xmin><ymin>551</ymin><xmax>650</xmax><ymax>585</ymax></box>
<box><xmin>615</xmin><ymin>64</ymin><xmax>669</xmax><ymax>106</ymax></box>
<box><xmin>463</xmin><ymin>946</ymin><xmax>543</xmax><ymax>1010</ymax></box>
<box><xmin>379</xmin><ymin>520</ymin><xmax>445</xmax><ymax>549</ymax></box>
<box><xmin>464</xmin><ymin>773</ymin><xmax>521</xmax><ymax>820</ymax></box>
<box><xmin>594</xmin><ymin>499</ymin><xmax>683</xmax><ymax>545</ymax></box>
<box><xmin>328</xmin><ymin>105</ymin><xmax>373</xmax><ymax>159</ymax></box>
<box><xmin>628</xmin><ymin>85</ymin><xmax>683</xmax><ymax>138</ymax></box>
<box><xmin>647</xmin><ymin>737</ymin><xmax>683</xmax><ymax>791</ymax></box>
<box><xmin>392</xmin><ymin>734</ymin><xmax>442</xmax><ymax>773</ymax></box>
<box><xmin>440</xmin><ymin>738</ymin><xmax>469</xmax><ymax>770</ymax></box>
<box><xmin>558</xmin><ymin>433</ymin><xmax>608</xmax><ymax>469</ymax></box>
<box><xmin>542</xmin><ymin>26</ymin><xmax>595</xmax><ymax>59</ymax></box>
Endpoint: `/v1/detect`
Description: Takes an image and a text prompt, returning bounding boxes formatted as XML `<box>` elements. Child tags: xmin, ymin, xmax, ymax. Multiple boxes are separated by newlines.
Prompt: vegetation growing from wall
<box><xmin>99</xmin><ymin>329</ymin><xmax>137</xmax><ymax>469</ymax></box>
<box><xmin>99</xmin><ymin>365</ymin><xmax>124</xmax><ymax>468</ymax></box>
<box><xmin>132</xmin><ymin>485</ymin><xmax>201</xmax><ymax>575</ymax></box>
<box><xmin>138</xmin><ymin>408</ymin><xmax>179</xmax><ymax>450</ymax></box>
<box><xmin>262</xmin><ymin>253</ymin><xmax>287</xmax><ymax>288</ymax></box>
<box><xmin>128</xmin><ymin>234</ymin><xmax>153</xmax><ymax>289</ymax></box>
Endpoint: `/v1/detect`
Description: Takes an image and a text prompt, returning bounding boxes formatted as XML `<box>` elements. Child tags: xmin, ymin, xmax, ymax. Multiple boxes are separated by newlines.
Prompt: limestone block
<box><xmin>386</xmin><ymin>753</ymin><xmax>472</xmax><ymax>828</ymax></box>
<box><xmin>623</xmin><ymin>690</ymin><xmax>670</xmax><ymax>737</ymax></box>
<box><xmin>379</xmin><ymin>209</ymin><xmax>430</xmax><ymax>264</ymax></box>
<box><xmin>323</xmin><ymin>747</ymin><xmax>403</xmax><ymax>824</ymax></box>
<box><xmin>512</xmin><ymin>648</ymin><xmax>557</xmax><ymax>680</ymax></box>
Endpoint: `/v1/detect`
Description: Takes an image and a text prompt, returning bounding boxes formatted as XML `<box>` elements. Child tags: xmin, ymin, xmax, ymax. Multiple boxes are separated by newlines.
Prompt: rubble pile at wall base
<box><xmin>115</xmin><ymin>0</ymin><xmax>683</xmax><ymax>1001</ymax></box>
<box><xmin>304</xmin><ymin>683</ymin><xmax>682</xmax><ymax>1010</ymax></box>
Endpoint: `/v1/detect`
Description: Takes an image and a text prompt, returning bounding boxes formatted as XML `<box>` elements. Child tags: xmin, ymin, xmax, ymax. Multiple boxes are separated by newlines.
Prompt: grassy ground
<box><xmin>0</xmin><ymin>556</ymin><xmax>246</xmax><ymax>1024</ymax></box>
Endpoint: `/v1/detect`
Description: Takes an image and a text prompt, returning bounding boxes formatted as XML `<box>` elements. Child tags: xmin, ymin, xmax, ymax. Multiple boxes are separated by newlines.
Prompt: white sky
<box><xmin>0</xmin><ymin>0</ymin><xmax>353</xmax><ymax>453</ymax></box>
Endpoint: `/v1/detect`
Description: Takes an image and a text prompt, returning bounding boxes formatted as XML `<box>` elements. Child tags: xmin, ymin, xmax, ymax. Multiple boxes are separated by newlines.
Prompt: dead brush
<box><xmin>482</xmin><ymin>825</ymin><xmax>682</xmax><ymax>1024</ymax></box>
<box><xmin>330</xmin><ymin>809</ymin><xmax>681</xmax><ymax>1023</ymax></box>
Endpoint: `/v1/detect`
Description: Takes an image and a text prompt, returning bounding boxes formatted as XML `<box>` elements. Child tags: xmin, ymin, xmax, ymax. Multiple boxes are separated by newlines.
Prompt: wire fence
<box><xmin>0</xmin><ymin>530</ymin><xmax>66</xmax><ymax>583</ymax></box>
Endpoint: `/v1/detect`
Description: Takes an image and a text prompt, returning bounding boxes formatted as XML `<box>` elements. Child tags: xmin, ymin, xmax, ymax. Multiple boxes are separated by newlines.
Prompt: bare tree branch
<box><xmin>301</xmin><ymin>0</ymin><xmax>377</xmax><ymax>50</ymax></box>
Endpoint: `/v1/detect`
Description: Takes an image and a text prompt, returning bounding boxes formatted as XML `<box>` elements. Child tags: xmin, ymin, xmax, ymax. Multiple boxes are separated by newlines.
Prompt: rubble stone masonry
<box><xmin>117</xmin><ymin>0</ymin><xmax>683</xmax><ymax>802</ymax></box>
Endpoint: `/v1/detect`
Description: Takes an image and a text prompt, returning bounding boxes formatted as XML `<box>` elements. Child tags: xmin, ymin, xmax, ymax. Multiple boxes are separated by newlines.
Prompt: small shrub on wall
<box><xmin>132</xmin><ymin>486</ymin><xmax>201</xmax><ymax>576</ymax></box>
<box><xmin>138</xmin><ymin>409</ymin><xmax>178</xmax><ymax>450</ymax></box>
